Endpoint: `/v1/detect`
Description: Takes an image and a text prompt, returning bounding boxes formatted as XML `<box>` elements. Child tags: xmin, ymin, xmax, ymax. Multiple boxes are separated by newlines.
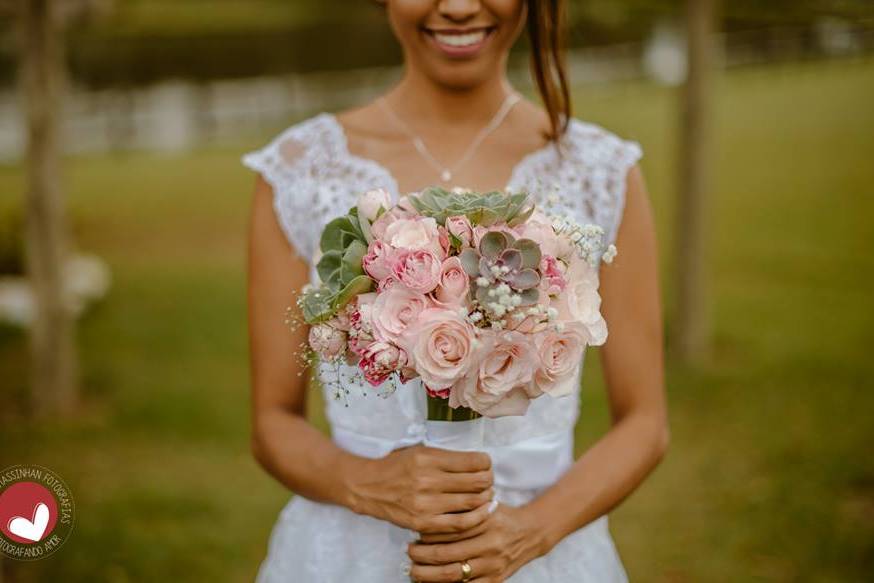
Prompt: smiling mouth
<box><xmin>423</xmin><ymin>26</ymin><xmax>496</xmax><ymax>55</ymax></box>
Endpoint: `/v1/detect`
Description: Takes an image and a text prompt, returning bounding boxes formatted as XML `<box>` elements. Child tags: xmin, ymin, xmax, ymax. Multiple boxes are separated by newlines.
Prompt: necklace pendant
<box><xmin>440</xmin><ymin>169</ymin><xmax>452</xmax><ymax>183</ymax></box>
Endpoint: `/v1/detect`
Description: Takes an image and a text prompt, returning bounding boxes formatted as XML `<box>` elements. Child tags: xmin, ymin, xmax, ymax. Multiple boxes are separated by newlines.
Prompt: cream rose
<box><xmin>533</xmin><ymin>326</ymin><xmax>585</xmax><ymax>396</ymax></box>
<box><xmin>308</xmin><ymin>323</ymin><xmax>347</xmax><ymax>360</ymax></box>
<box><xmin>450</xmin><ymin>330</ymin><xmax>540</xmax><ymax>417</ymax></box>
<box><xmin>409</xmin><ymin>308</ymin><xmax>478</xmax><ymax>390</ymax></box>
<box><xmin>370</xmin><ymin>286</ymin><xmax>430</xmax><ymax>345</ymax></box>
<box><xmin>357</xmin><ymin>188</ymin><xmax>392</xmax><ymax>222</ymax></box>
<box><xmin>553</xmin><ymin>257</ymin><xmax>607</xmax><ymax>345</ymax></box>
<box><xmin>383</xmin><ymin>217</ymin><xmax>445</xmax><ymax>258</ymax></box>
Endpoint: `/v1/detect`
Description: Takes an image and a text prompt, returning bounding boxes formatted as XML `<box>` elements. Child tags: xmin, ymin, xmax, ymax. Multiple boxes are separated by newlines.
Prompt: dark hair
<box><xmin>527</xmin><ymin>0</ymin><xmax>571</xmax><ymax>141</ymax></box>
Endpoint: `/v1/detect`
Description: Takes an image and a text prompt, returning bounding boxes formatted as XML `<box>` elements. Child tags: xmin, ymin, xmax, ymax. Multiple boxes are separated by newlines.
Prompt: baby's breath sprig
<box><xmin>551</xmin><ymin>216</ymin><xmax>617</xmax><ymax>267</ymax></box>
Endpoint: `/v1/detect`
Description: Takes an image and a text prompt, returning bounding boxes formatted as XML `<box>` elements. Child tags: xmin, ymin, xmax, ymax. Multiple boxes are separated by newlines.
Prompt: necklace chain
<box><xmin>378</xmin><ymin>92</ymin><xmax>521</xmax><ymax>183</ymax></box>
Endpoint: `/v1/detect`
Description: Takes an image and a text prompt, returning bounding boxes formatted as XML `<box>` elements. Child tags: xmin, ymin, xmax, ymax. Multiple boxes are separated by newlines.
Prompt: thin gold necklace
<box><xmin>377</xmin><ymin>92</ymin><xmax>521</xmax><ymax>184</ymax></box>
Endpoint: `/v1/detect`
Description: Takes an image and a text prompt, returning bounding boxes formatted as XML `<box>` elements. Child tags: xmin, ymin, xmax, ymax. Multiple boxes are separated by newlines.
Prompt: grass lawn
<box><xmin>1</xmin><ymin>57</ymin><xmax>873</xmax><ymax>581</ymax></box>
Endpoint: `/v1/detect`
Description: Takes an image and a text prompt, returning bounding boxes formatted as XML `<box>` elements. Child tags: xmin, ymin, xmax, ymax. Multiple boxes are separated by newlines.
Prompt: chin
<box><xmin>426</xmin><ymin>60</ymin><xmax>501</xmax><ymax>90</ymax></box>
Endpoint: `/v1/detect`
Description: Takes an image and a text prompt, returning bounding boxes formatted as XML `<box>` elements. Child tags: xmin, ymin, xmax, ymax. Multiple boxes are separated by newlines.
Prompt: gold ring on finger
<box><xmin>461</xmin><ymin>560</ymin><xmax>473</xmax><ymax>582</ymax></box>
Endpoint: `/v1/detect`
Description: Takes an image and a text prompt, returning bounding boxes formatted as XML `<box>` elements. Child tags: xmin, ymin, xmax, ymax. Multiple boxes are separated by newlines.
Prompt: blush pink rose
<box><xmin>370</xmin><ymin>286</ymin><xmax>430</xmax><ymax>345</ymax></box>
<box><xmin>516</xmin><ymin>210</ymin><xmax>573</xmax><ymax>260</ymax></box>
<box><xmin>308</xmin><ymin>323</ymin><xmax>347</xmax><ymax>360</ymax></box>
<box><xmin>391</xmin><ymin>249</ymin><xmax>441</xmax><ymax>294</ymax></box>
<box><xmin>362</xmin><ymin>240</ymin><xmax>396</xmax><ymax>281</ymax></box>
<box><xmin>433</xmin><ymin>256</ymin><xmax>470</xmax><ymax>307</ymax></box>
<box><xmin>409</xmin><ymin>308</ymin><xmax>479</xmax><ymax>390</ymax></box>
<box><xmin>533</xmin><ymin>326</ymin><xmax>585</xmax><ymax>396</ymax></box>
<box><xmin>370</xmin><ymin>205</ymin><xmax>415</xmax><ymax>240</ymax></box>
<box><xmin>553</xmin><ymin>257</ymin><xmax>607</xmax><ymax>346</ymax></box>
<box><xmin>539</xmin><ymin>255</ymin><xmax>568</xmax><ymax>296</ymax></box>
<box><xmin>450</xmin><ymin>330</ymin><xmax>541</xmax><ymax>417</ymax></box>
<box><xmin>348</xmin><ymin>293</ymin><xmax>377</xmax><ymax>356</ymax></box>
<box><xmin>383</xmin><ymin>217</ymin><xmax>445</xmax><ymax>258</ymax></box>
<box><xmin>358</xmin><ymin>341</ymin><xmax>408</xmax><ymax>386</ymax></box>
<box><xmin>446</xmin><ymin>215</ymin><xmax>474</xmax><ymax>247</ymax></box>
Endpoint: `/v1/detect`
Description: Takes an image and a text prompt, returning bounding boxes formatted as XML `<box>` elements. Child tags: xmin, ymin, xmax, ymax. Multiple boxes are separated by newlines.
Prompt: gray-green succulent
<box><xmin>460</xmin><ymin>230</ymin><xmax>542</xmax><ymax>312</ymax></box>
<box><xmin>408</xmin><ymin>187</ymin><xmax>535</xmax><ymax>227</ymax></box>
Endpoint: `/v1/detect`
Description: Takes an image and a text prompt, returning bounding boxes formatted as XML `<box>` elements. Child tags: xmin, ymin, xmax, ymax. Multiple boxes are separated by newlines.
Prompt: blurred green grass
<box><xmin>1</xmin><ymin>58</ymin><xmax>873</xmax><ymax>581</ymax></box>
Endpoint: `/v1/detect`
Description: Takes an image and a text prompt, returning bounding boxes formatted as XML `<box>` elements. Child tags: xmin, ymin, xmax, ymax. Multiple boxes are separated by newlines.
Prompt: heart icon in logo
<box><xmin>8</xmin><ymin>502</ymin><xmax>50</xmax><ymax>543</ymax></box>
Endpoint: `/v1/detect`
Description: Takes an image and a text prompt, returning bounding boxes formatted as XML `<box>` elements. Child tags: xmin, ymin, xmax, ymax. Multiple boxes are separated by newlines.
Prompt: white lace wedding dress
<box><xmin>242</xmin><ymin>112</ymin><xmax>642</xmax><ymax>582</ymax></box>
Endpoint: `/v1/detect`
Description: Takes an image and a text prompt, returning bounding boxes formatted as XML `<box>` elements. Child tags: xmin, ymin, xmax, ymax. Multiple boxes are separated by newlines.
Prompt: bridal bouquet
<box><xmin>296</xmin><ymin>186</ymin><xmax>616</xmax><ymax>420</ymax></box>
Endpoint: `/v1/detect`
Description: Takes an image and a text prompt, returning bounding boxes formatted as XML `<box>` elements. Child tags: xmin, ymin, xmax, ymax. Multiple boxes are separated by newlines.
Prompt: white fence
<box><xmin>0</xmin><ymin>22</ymin><xmax>871</xmax><ymax>162</ymax></box>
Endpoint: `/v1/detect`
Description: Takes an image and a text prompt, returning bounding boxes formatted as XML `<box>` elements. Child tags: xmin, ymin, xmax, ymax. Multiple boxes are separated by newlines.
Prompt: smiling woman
<box><xmin>243</xmin><ymin>1</ymin><xmax>667</xmax><ymax>582</ymax></box>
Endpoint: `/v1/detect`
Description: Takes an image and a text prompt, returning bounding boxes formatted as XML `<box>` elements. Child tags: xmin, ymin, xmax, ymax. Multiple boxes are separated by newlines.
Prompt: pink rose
<box><xmin>391</xmin><ymin>249</ymin><xmax>442</xmax><ymax>294</ymax></box>
<box><xmin>308</xmin><ymin>323</ymin><xmax>347</xmax><ymax>360</ymax></box>
<box><xmin>348</xmin><ymin>293</ymin><xmax>377</xmax><ymax>356</ymax></box>
<box><xmin>383</xmin><ymin>217</ymin><xmax>445</xmax><ymax>258</ymax></box>
<box><xmin>409</xmin><ymin>308</ymin><xmax>479</xmax><ymax>390</ymax></box>
<box><xmin>433</xmin><ymin>256</ymin><xmax>470</xmax><ymax>307</ymax></box>
<box><xmin>426</xmin><ymin>386</ymin><xmax>451</xmax><ymax>399</ymax></box>
<box><xmin>539</xmin><ymin>255</ymin><xmax>567</xmax><ymax>296</ymax></box>
<box><xmin>553</xmin><ymin>257</ymin><xmax>607</xmax><ymax>345</ymax></box>
<box><xmin>377</xmin><ymin>276</ymin><xmax>399</xmax><ymax>292</ymax></box>
<box><xmin>371</xmin><ymin>206</ymin><xmax>415</xmax><ymax>240</ymax></box>
<box><xmin>450</xmin><ymin>330</ymin><xmax>540</xmax><ymax>417</ymax></box>
<box><xmin>370</xmin><ymin>286</ymin><xmax>430</xmax><ymax>345</ymax></box>
<box><xmin>446</xmin><ymin>215</ymin><xmax>473</xmax><ymax>247</ymax></box>
<box><xmin>516</xmin><ymin>210</ymin><xmax>573</xmax><ymax>260</ymax></box>
<box><xmin>533</xmin><ymin>326</ymin><xmax>585</xmax><ymax>396</ymax></box>
<box><xmin>363</xmin><ymin>240</ymin><xmax>396</xmax><ymax>281</ymax></box>
<box><xmin>357</xmin><ymin>188</ymin><xmax>392</xmax><ymax>222</ymax></box>
<box><xmin>358</xmin><ymin>341</ymin><xmax>408</xmax><ymax>386</ymax></box>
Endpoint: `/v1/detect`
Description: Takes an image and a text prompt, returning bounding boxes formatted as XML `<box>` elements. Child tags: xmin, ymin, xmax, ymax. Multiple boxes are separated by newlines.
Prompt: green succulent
<box><xmin>299</xmin><ymin>206</ymin><xmax>375</xmax><ymax>324</ymax></box>
<box><xmin>460</xmin><ymin>230</ymin><xmax>542</xmax><ymax>308</ymax></box>
<box><xmin>408</xmin><ymin>187</ymin><xmax>535</xmax><ymax>227</ymax></box>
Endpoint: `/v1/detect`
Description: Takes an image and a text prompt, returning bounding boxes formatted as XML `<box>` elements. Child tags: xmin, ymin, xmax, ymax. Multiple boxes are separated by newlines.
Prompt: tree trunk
<box><xmin>20</xmin><ymin>0</ymin><xmax>78</xmax><ymax>416</ymax></box>
<box><xmin>674</xmin><ymin>0</ymin><xmax>719</xmax><ymax>364</ymax></box>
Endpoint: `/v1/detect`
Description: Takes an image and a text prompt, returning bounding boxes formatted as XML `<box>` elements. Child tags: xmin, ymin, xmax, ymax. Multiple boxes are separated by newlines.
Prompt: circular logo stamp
<box><xmin>0</xmin><ymin>465</ymin><xmax>75</xmax><ymax>561</ymax></box>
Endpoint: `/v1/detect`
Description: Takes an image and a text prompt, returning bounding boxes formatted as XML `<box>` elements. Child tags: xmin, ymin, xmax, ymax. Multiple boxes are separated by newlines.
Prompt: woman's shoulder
<box><xmin>560</xmin><ymin>117</ymin><xmax>643</xmax><ymax>167</ymax></box>
<box><xmin>241</xmin><ymin>112</ymin><xmax>343</xmax><ymax>177</ymax></box>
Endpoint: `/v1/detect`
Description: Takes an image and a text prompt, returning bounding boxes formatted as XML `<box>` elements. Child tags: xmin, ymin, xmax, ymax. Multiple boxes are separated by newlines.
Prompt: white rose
<box><xmin>357</xmin><ymin>188</ymin><xmax>392</xmax><ymax>222</ymax></box>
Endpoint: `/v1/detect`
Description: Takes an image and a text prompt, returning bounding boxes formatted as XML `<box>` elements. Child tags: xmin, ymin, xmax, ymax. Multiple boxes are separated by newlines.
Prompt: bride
<box><xmin>243</xmin><ymin>1</ymin><xmax>668</xmax><ymax>581</ymax></box>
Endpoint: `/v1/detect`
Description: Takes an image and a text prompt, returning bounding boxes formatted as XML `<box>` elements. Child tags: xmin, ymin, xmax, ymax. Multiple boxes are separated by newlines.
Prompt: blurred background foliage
<box><xmin>1</xmin><ymin>0</ymin><xmax>873</xmax><ymax>581</ymax></box>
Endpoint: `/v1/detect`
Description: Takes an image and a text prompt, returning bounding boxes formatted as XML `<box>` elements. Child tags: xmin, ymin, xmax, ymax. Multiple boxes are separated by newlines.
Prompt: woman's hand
<box><xmin>345</xmin><ymin>445</ymin><xmax>495</xmax><ymax>535</ymax></box>
<box><xmin>407</xmin><ymin>503</ymin><xmax>547</xmax><ymax>582</ymax></box>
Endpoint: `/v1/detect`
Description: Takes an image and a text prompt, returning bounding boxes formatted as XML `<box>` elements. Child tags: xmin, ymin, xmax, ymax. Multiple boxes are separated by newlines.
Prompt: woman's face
<box><xmin>386</xmin><ymin>0</ymin><xmax>527</xmax><ymax>89</ymax></box>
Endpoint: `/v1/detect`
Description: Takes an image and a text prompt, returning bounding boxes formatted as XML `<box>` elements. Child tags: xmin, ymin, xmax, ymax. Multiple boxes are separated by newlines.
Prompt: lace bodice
<box><xmin>242</xmin><ymin>112</ymin><xmax>642</xmax><ymax>489</ymax></box>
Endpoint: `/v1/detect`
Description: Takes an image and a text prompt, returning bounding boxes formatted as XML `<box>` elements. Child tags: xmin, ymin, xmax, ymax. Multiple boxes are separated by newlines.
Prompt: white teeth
<box><xmin>433</xmin><ymin>30</ymin><xmax>487</xmax><ymax>48</ymax></box>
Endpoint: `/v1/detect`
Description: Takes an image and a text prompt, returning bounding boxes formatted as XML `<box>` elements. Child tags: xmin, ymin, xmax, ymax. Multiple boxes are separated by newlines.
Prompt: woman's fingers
<box><xmin>408</xmin><ymin>531</ymin><xmax>490</xmax><ymax>566</ymax></box>
<box><xmin>417</xmin><ymin>500</ymin><xmax>492</xmax><ymax>534</ymax></box>
<box><xmin>426</xmin><ymin>447</ymin><xmax>492</xmax><ymax>473</ymax></box>
<box><xmin>428</xmin><ymin>489</ymin><xmax>493</xmax><ymax>514</ymax></box>
<box><xmin>416</xmin><ymin>518</ymin><xmax>490</xmax><ymax>544</ymax></box>
<box><xmin>409</xmin><ymin>556</ymin><xmax>498</xmax><ymax>583</ymax></box>
<box><xmin>433</xmin><ymin>468</ymin><xmax>493</xmax><ymax>493</ymax></box>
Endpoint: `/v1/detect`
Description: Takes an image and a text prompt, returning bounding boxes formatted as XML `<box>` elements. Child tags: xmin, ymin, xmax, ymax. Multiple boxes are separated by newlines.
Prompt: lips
<box><xmin>423</xmin><ymin>26</ymin><xmax>496</xmax><ymax>57</ymax></box>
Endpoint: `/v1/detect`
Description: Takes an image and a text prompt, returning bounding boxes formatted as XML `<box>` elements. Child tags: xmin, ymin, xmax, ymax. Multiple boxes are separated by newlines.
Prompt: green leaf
<box><xmin>300</xmin><ymin>287</ymin><xmax>338</xmax><ymax>324</ymax></box>
<box><xmin>320</xmin><ymin>216</ymin><xmax>363</xmax><ymax>253</ymax></box>
<box><xmin>333</xmin><ymin>275</ymin><xmax>374</xmax><ymax>311</ymax></box>
<box><xmin>339</xmin><ymin>240</ymin><xmax>367</xmax><ymax>285</ymax></box>
<box><xmin>316</xmin><ymin>250</ymin><xmax>343</xmax><ymax>285</ymax></box>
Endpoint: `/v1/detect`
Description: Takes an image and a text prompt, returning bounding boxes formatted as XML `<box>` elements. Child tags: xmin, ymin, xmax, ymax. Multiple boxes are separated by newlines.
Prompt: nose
<box><xmin>437</xmin><ymin>0</ymin><xmax>482</xmax><ymax>22</ymax></box>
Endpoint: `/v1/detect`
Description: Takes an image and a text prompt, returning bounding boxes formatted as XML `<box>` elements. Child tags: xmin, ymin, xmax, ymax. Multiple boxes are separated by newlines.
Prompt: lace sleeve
<box><xmin>241</xmin><ymin>124</ymin><xmax>320</xmax><ymax>264</ymax></box>
<box><xmin>604</xmin><ymin>137</ymin><xmax>643</xmax><ymax>249</ymax></box>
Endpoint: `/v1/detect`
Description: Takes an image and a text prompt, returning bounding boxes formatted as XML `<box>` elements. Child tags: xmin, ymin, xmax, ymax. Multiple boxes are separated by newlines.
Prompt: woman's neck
<box><xmin>385</xmin><ymin>67</ymin><xmax>516</xmax><ymax>129</ymax></box>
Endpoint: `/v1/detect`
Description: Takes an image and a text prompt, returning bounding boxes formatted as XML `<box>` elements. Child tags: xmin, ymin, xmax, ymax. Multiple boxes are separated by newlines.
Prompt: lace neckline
<box><xmin>322</xmin><ymin>112</ymin><xmax>563</xmax><ymax>199</ymax></box>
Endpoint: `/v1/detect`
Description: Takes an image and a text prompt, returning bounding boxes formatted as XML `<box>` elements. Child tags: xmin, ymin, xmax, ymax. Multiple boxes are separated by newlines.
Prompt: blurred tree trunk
<box><xmin>20</xmin><ymin>0</ymin><xmax>78</xmax><ymax>416</ymax></box>
<box><xmin>674</xmin><ymin>0</ymin><xmax>719</xmax><ymax>364</ymax></box>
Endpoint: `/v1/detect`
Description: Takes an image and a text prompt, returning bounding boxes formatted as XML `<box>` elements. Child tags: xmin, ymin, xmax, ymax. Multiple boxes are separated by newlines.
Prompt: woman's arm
<box><xmin>526</xmin><ymin>164</ymin><xmax>669</xmax><ymax>551</ymax></box>
<box><xmin>408</xmin><ymin>165</ymin><xmax>669</xmax><ymax>581</ymax></box>
<box><xmin>248</xmin><ymin>176</ymin><xmax>495</xmax><ymax>533</ymax></box>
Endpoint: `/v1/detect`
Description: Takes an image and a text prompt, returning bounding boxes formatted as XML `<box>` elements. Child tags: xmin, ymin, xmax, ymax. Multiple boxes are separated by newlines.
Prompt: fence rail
<box><xmin>0</xmin><ymin>24</ymin><xmax>872</xmax><ymax>162</ymax></box>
